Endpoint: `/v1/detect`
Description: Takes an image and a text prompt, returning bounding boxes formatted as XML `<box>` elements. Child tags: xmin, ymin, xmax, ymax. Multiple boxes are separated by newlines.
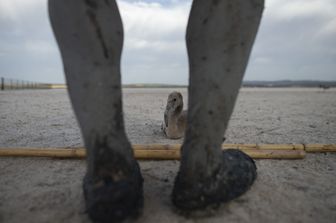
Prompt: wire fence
<box><xmin>1</xmin><ymin>77</ymin><xmax>52</xmax><ymax>90</ymax></box>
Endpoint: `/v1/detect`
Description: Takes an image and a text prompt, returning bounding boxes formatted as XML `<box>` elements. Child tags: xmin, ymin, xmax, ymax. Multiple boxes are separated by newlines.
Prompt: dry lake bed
<box><xmin>0</xmin><ymin>88</ymin><xmax>336</xmax><ymax>223</ymax></box>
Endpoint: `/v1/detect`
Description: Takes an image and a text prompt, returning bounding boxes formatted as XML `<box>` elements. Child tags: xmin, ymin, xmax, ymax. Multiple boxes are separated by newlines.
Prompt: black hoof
<box><xmin>83</xmin><ymin>162</ymin><xmax>144</xmax><ymax>223</ymax></box>
<box><xmin>172</xmin><ymin>149</ymin><xmax>257</xmax><ymax>211</ymax></box>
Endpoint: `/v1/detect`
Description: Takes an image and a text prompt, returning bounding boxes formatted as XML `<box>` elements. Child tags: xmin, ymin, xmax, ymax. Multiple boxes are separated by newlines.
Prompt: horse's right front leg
<box><xmin>48</xmin><ymin>1</ymin><xmax>143</xmax><ymax>222</ymax></box>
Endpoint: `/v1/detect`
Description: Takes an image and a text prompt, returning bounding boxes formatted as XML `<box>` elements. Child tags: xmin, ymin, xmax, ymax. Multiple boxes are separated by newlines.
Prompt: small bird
<box><xmin>162</xmin><ymin>91</ymin><xmax>187</xmax><ymax>139</ymax></box>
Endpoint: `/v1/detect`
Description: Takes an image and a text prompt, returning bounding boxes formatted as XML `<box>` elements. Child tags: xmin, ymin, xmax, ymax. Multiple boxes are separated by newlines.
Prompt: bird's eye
<box><xmin>173</xmin><ymin>98</ymin><xmax>177</xmax><ymax>102</ymax></box>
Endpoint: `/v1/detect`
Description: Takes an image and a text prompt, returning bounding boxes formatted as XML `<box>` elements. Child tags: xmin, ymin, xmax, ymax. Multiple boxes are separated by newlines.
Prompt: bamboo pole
<box><xmin>0</xmin><ymin>145</ymin><xmax>308</xmax><ymax>160</ymax></box>
<box><xmin>0</xmin><ymin>144</ymin><xmax>334</xmax><ymax>160</ymax></box>
<box><xmin>304</xmin><ymin>144</ymin><xmax>336</xmax><ymax>152</ymax></box>
<box><xmin>133</xmin><ymin>149</ymin><xmax>305</xmax><ymax>160</ymax></box>
<box><xmin>239</xmin><ymin>149</ymin><xmax>305</xmax><ymax>159</ymax></box>
<box><xmin>134</xmin><ymin>149</ymin><xmax>180</xmax><ymax>160</ymax></box>
<box><xmin>0</xmin><ymin>148</ymin><xmax>86</xmax><ymax>158</ymax></box>
<box><xmin>222</xmin><ymin>144</ymin><xmax>305</xmax><ymax>150</ymax></box>
<box><xmin>132</xmin><ymin>144</ymin><xmax>306</xmax><ymax>151</ymax></box>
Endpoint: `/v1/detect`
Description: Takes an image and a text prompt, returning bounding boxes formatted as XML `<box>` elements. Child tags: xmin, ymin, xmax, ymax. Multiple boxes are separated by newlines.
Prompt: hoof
<box><xmin>83</xmin><ymin>162</ymin><xmax>144</xmax><ymax>223</ymax></box>
<box><xmin>172</xmin><ymin>149</ymin><xmax>256</xmax><ymax>211</ymax></box>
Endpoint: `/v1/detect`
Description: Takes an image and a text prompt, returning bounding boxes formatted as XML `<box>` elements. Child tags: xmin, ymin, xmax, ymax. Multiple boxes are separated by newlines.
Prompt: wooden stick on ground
<box><xmin>304</xmin><ymin>144</ymin><xmax>336</xmax><ymax>152</ymax></box>
<box><xmin>133</xmin><ymin>149</ymin><xmax>306</xmax><ymax>160</ymax></box>
<box><xmin>0</xmin><ymin>148</ymin><xmax>85</xmax><ymax>158</ymax></box>
<box><xmin>222</xmin><ymin>144</ymin><xmax>305</xmax><ymax>150</ymax></box>
<box><xmin>0</xmin><ymin>144</ymin><xmax>334</xmax><ymax>160</ymax></box>
<box><xmin>0</xmin><ymin>145</ymin><xmax>309</xmax><ymax>160</ymax></box>
<box><xmin>133</xmin><ymin>144</ymin><xmax>306</xmax><ymax>151</ymax></box>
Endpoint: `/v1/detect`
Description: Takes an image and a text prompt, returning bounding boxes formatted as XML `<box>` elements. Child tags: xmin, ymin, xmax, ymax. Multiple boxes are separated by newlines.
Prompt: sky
<box><xmin>0</xmin><ymin>0</ymin><xmax>335</xmax><ymax>84</ymax></box>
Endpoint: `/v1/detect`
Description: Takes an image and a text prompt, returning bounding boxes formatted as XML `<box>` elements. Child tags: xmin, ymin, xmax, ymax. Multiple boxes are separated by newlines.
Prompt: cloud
<box><xmin>266</xmin><ymin>0</ymin><xmax>336</xmax><ymax>20</ymax></box>
<box><xmin>0</xmin><ymin>0</ymin><xmax>62</xmax><ymax>82</ymax></box>
<box><xmin>118</xmin><ymin>1</ymin><xmax>190</xmax><ymax>53</ymax></box>
<box><xmin>245</xmin><ymin>0</ymin><xmax>336</xmax><ymax>80</ymax></box>
<box><xmin>24</xmin><ymin>40</ymin><xmax>57</xmax><ymax>54</ymax></box>
<box><xmin>0</xmin><ymin>0</ymin><xmax>45</xmax><ymax>23</ymax></box>
<box><xmin>120</xmin><ymin>1</ymin><xmax>189</xmax><ymax>39</ymax></box>
<box><xmin>117</xmin><ymin>0</ymin><xmax>191</xmax><ymax>84</ymax></box>
<box><xmin>0</xmin><ymin>0</ymin><xmax>335</xmax><ymax>83</ymax></box>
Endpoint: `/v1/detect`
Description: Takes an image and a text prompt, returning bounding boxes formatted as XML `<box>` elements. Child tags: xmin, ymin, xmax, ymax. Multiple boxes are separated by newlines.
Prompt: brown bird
<box><xmin>162</xmin><ymin>91</ymin><xmax>187</xmax><ymax>139</ymax></box>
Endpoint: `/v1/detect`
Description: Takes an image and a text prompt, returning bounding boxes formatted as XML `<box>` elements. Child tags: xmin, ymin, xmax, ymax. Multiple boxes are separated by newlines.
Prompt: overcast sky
<box><xmin>0</xmin><ymin>0</ymin><xmax>335</xmax><ymax>84</ymax></box>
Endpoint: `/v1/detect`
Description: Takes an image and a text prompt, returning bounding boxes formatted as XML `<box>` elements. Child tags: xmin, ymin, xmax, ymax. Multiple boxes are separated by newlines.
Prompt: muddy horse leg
<box><xmin>49</xmin><ymin>0</ymin><xmax>143</xmax><ymax>222</ymax></box>
<box><xmin>172</xmin><ymin>0</ymin><xmax>264</xmax><ymax>210</ymax></box>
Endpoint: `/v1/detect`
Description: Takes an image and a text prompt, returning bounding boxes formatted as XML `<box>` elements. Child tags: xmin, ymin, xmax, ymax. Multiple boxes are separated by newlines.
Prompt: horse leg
<box><xmin>172</xmin><ymin>0</ymin><xmax>264</xmax><ymax>210</ymax></box>
<box><xmin>49</xmin><ymin>0</ymin><xmax>143</xmax><ymax>222</ymax></box>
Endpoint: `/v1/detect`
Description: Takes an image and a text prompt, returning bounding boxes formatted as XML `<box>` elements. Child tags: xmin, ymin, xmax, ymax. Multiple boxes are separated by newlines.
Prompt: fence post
<box><xmin>1</xmin><ymin>77</ymin><xmax>4</xmax><ymax>90</ymax></box>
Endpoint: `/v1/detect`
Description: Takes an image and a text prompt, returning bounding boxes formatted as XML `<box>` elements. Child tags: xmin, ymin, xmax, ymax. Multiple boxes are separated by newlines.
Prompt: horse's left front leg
<box><xmin>173</xmin><ymin>0</ymin><xmax>264</xmax><ymax>211</ymax></box>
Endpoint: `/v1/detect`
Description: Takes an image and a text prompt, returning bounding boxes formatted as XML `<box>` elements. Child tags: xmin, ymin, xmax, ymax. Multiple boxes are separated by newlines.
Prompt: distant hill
<box><xmin>123</xmin><ymin>83</ymin><xmax>187</xmax><ymax>88</ymax></box>
<box><xmin>242</xmin><ymin>80</ymin><xmax>336</xmax><ymax>88</ymax></box>
<box><xmin>44</xmin><ymin>80</ymin><xmax>336</xmax><ymax>89</ymax></box>
<box><xmin>123</xmin><ymin>81</ymin><xmax>336</xmax><ymax>88</ymax></box>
